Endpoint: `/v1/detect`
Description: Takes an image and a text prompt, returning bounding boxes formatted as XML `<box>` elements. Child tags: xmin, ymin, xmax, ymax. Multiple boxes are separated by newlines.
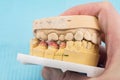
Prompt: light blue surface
<box><xmin>0</xmin><ymin>0</ymin><xmax>120</xmax><ymax>80</ymax></box>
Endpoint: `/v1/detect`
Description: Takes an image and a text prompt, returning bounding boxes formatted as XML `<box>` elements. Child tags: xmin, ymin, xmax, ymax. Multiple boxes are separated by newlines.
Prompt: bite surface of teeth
<box><xmin>84</xmin><ymin>30</ymin><xmax>91</xmax><ymax>41</ymax></box>
<box><xmin>92</xmin><ymin>33</ymin><xmax>98</xmax><ymax>44</ymax></box>
<box><xmin>74</xmin><ymin>31</ymin><xmax>83</xmax><ymax>41</ymax></box>
<box><xmin>48</xmin><ymin>33</ymin><xmax>58</xmax><ymax>41</ymax></box>
<box><xmin>65</xmin><ymin>33</ymin><xmax>74</xmax><ymax>40</ymax></box>
<box><xmin>36</xmin><ymin>30</ymin><xmax>47</xmax><ymax>40</ymax></box>
<box><xmin>59</xmin><ymin>35</ymin><xmax>65</xmax><ymax>41</ymax></box>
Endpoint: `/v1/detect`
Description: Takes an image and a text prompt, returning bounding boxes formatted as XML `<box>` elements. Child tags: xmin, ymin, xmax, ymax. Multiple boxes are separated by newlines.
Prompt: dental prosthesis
<box><xmin>17</xmin><ymin>15</ymin><xmax>104</xmax><ymax>77</ymax></box>
<box><xmin>31</xmin><ymin>15</ymin><xmax>101</xmax><ymax>66</ymax></box>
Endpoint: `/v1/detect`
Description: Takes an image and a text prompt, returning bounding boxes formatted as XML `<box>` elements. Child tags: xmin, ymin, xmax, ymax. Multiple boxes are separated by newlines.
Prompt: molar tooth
<box><xmin>65</xmin><ymin>33</ymin><xmax>74</xmax><ymax>40</ymax></box>
<box><xmin>92</xmin><ymin>33</ymin><xmax>98</xmax><ymax>44</ymax></box>
<box><xmin>36</xmin><ymin>30</ymin><xmax>47</xmax><ymax>40</ymax></box>
<box><xmin>31</xmin><ymin>38</ymin><xmax>39</xmax><ymax>48</ymax></box>
<box><xmin>59</xmin><ymin>35</ymin><xmax>65</xmax><ymax>41</ymax></box>
<box><xmin>84</xmin><ymin>30</ymin><xmax>91</xmax><ymax>41</ymax></box>
<box><xmin>48</xmin><ymin>33</ymin><xmax>58</xmax><ymax>41</ymax></box>
<box><xmin>74</xmin><ymin>31</ymin><xmax>83</xmax><ymax>41</ymax></box>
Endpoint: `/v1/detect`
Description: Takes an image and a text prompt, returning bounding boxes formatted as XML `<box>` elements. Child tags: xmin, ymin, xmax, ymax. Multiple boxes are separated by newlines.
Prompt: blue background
<box><xmin>0</xmin><ymin>0</ymin><xmax>120</xmax><ymax>80</ymax></box>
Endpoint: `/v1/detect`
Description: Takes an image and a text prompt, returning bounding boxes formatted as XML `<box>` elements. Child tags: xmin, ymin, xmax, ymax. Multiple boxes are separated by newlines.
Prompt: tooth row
<box><xmin>32</xmin><ymin>39</ymin><xmax>98</xmax><ymax>50</ymax></box>
<box><xmin>35</xmin><ymin>29</ymin><xmax>101</xmax><ymax>44</ymax></box>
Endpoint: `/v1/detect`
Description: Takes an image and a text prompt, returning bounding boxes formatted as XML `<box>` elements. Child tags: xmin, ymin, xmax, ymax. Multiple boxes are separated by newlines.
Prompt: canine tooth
<box><xmin>59</xmin><ymin>35</ymin><xmax>65</xmax><ymax>41</ymax></box>
<box><xmin>92</xmin><ymin>33</ymin><xmax>97</xmax><ymax>44</ymax></box>
<box><xmin>74</xmin><ymin>31</ymin><xmax>83</xmax><ymax>41</ymax></box>
<box><xmin>84</xmin><ymin>30</ymin><xmax>91</xmax><ymax>41</ymax></box>
<box><xmin>48</xmin><ymin>33</ymin><xmax>58</xmax><ymax>41</ymax></box>
<box><xmin>65</xmin><ymin>33</ymin><xmax>74</xmax><ymax>40</ymax></box>
<box><xmin>87</xmin><ymin>42</ymin><xmax>92</xmax><ymax>49</ymax></box>
<box><xmin>36</xmin><ymin>30</ymin><xmax>47</xmax><ymax>40</ymax></box>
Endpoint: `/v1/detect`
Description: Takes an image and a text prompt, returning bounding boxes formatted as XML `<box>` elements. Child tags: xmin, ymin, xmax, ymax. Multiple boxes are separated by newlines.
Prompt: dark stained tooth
<box><xmin>59</xmin><ymin>42</ymin><xmax>66</xmax><ymax>48</ymax></box>
<box><xmin>48</xmin><ymin>41</ymin><xmax>58</xmax><ymax>49</ymax></box>
<box><xmin>39</xmin><ymin>41</ymin><xmax>47</xmax><ymax>48</ymax></box>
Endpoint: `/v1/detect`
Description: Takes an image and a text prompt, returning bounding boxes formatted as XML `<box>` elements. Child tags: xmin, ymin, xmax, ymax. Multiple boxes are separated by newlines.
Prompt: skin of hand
<box><xmin>42</xmin><ymin>2</ymin><xmax>120</xmax><ymax>80</ymax></box>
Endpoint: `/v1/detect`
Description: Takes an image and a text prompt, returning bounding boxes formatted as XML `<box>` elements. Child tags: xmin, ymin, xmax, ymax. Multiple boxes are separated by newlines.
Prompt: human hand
<box><xmin>42</xmin><ymin>2</ymin><xmax>120</xmax><ymax>80</ymax></box>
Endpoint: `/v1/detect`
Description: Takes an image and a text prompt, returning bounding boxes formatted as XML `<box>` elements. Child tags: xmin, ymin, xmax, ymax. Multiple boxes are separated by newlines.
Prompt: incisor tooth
<box><xmin>36</xmin><ymin>30</ymin><xmax>47</xmax><ymax>40</ymax></box>
<box><xmin>87</xmin><ymin>42</ymin><xmax>92</xmax><ymax>49</ymax></box>
<box><xmin>48</xmin><ymin>33</ymin><xmax>58</xmax><ymax>41</ymax></box>
<box><xmin>74</xmin><ymin>41</ymin><xmax>82</xmax><ymax>50</ymax></box>
<box><xmin>74</xmin><ymin>31</ymin><xmax>83</xmax><ymax>41</ymax></box>
<box><xmin>59</xmin><ymin>35</ymin><xmax>65</xmax><ymax>41</ymax></box>
<box><xmin>84</xmin><ymin>31</ymin><xmax>91</xmax><ymax>41</ymax></box>
<box><xmin>66</xmin><ymin>41</ymin><xmax>74</xmax><ymax>49</ymax></box>
<box><xmin>92</xmin><ymin>33</ymin><xmax>97</xmax><ymax>44</ymax></box>
<box><xmin>82</xmin><ymin>40</ymin><xmax>87</xmax><ymax>48</ymax></box>
<box><xmin>65</xmin><ymin>33</ymin><xmax>74</xmax><ymax>40</ymax></box>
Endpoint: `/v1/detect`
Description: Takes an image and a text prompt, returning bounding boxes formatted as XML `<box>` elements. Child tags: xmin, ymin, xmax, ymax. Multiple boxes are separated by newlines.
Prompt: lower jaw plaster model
<box><xmin>31</xmin><ymin>15</ymin><xmax>101</xmax><ymax>66</ymax></box>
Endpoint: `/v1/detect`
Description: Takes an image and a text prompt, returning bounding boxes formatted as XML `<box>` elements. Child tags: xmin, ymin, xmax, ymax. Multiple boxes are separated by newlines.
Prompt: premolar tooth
<box><xmin>84</xmin><ymin>30</ymin><xmax>91</xmax><ymax>41</ymax></box>
<box><xmin>59</xmin><ymin>35</ymin><xmax>65</xmax><ymax>41</ymax></box>
<box><xmin>65</xmin><ymin>33</ymin><xmax>74</xmax><ymax>40</ymax></box>
<box><xmin>74</xmin><ymin>31</ymin><xmax>83</xmax><ymax>41</ymax></box>
<box><xmin>36</xmin><ymin>30</ymin><xmax>47</xmax><ymax>40</ymax></box>
<box><xmin>92</xmin><ymin>33</ymin><xmax>97</xmax><ymax>44</ymax></box>
<box><xmin>48</xmin><ymin>33</ymin><xmax>58</xmax><ymax>41</ymax></box>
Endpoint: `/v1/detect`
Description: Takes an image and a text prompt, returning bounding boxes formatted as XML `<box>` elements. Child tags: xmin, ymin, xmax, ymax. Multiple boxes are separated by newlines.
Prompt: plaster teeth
<box><xmin>36</xmin><ymin>30</ymin><xmax>47</xmax><ymax>40</ymax></box>
<box><xmin>87</xmin><ymin>42</ymin><xmax>92</xmax><ymax>49</ymax></box>
<box><xmin>65</xmin><ymin>33</ymin><xmax>74</xmax><ymax>40</ymax></box>
<box><xmin>48</xmin><ymin>33</ymin><xmax>58</xmax><ymax>41</ymax></box>
<box><xmin>82</xmin><ymin>40</ymin><xmax>87</xmax><ymax>48</ymax></box>
<box><xmin>74</xmin><ymin>31</ymin><xmax>83</xmax><ymax>41</ymax></box>
<box><xmin>74</xmin><ymin>41</ymin><xmax>82</xmax><ymax>50</ymax></box>
<box><xmin>92</xmin><ymin>33</ymin><xmax>98</xmax><ymax>44</ymax></box>
<box><xmin>84</xmin><ymin>30</ymin><xmax>91</xmax><ymax>41</ymax></box>
<box><xmin>59</xmin><ymin>35</ymin><xmax>65</xmax><ymax>41</ymax></box>
<box><xmin>66</xmin><ymin>41</ymin><xmax>74</xmax><ymax>49</ymax></box>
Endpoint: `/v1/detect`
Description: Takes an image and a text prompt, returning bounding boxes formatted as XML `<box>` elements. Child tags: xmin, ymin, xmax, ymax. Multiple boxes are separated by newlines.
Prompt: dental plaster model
<box><xmin>17</xmin><ymin>15</ymin><xmax>104</xmax><ymax>77</ymax></box>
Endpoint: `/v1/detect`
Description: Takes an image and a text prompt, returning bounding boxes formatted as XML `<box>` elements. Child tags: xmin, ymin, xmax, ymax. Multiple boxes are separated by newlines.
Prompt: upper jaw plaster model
<box><xmin>30</xmin><ymin>15</ymin><xmax>101</xmax><ymax>66</ymax></box>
